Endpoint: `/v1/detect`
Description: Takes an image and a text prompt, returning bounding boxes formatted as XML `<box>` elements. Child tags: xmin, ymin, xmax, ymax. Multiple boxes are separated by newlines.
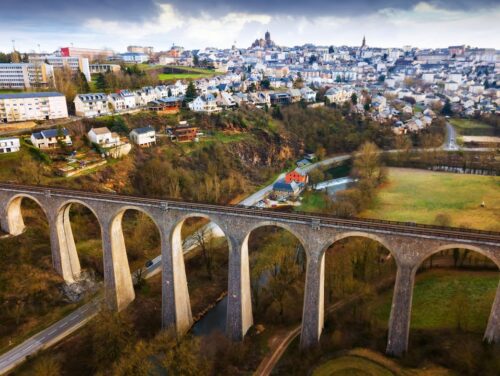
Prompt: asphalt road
<box><xmin>443</xmin><ymin>122</ymin><xmax>460</xmax><ymax>151</ymax></box>
<box><xmin>0</xmin><ymin>299</ymin><xmax>101</xmax><ymax>374</ymax></box>
<box><xmin>0</xmin><ymin>262</ymin><xmax>161</xmax><ymax>375</ymax></box>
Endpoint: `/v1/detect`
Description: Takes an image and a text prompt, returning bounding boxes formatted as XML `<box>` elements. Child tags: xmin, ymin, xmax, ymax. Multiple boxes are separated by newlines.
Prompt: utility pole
<box><xmin>11</xmin><ymin>40</ymin><xmax>21</xmax><ymax>63</ymax></box>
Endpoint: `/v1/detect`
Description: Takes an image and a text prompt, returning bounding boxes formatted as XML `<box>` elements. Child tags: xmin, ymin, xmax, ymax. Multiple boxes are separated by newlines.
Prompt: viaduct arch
<box><xmin>0</xmin><ymin>183</ymin><xmax>499</xmax><ymax>357</ymax></box>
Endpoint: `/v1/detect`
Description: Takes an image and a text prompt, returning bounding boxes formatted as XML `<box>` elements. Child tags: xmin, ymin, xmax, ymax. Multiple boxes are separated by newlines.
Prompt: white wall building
<box><xmin>0</xmin><ymin>137</ymin><xmax>20</xmax><ymax>153</ymax></box>
<box><xmin>119</xmin><ymin>53</ymin><xmax>149</xmax><ymax>63</ymax></box>
<box><xmin>129</xmin><ymin>126</ymin><xmax>156</xmax><ymax>147</ymax></box>
<box><xmin>29</xmin><ymin>56</ymin><xmax>91</xmax><ymax>81</ymax></box>
<box><xmin>0</xmin><ymin>92</ymin><xmax>68</xmax><ymax>123</ymax></box>
<box><xmin>0</xmin><ymin>63</ymin><xmax>55</xmax><ymax>89</ymax></box>
<box><xmin>188</xmin><ymin>94</ymin><xmax>220</xmax><ymax>113</ymax></box>
<box><xmin>31</xmin><ymin>128</ymin><xmax>72</xmax><ymax>149</ymax></box>
<box><xmin>88</xmin><ymin>127</ymin><xmax>121</xmax><ymax>148</ymax></box>
<box><xmin>107</xmin><ymin>93</ymin><xmax>126</xmax><ymax>112</ymax></box>
<box><xmin>89</xmin><ymin>64</ymin><xmax>121</xmax><ymax>74</ymax></box>
<box><xmin>74</xmin><ymin>93</ymin><xmax>110</xmax><ymax>117</ymax></box>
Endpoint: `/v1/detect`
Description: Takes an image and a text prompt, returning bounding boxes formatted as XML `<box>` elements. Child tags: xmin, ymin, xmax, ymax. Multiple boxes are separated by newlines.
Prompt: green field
<box><xmin>449</xmin><ymin>118</ymin><xmax>495</xmax><ymax>136</ymax></box>
<box><xmin>372</xmin><ymin>270</ymin><xmax>498</xmax><ymax>332</ymax></box>
<box><xmin>158</xmin><ymin>66</ymin><xmax>221</xmax><ymax>81</ymax></box>
<box><xmin>297</xmin><ymin>191</ymin><xmax>329</xmax><ymax>213</ymax></box>
<box><xmin>166</xmin><ymin>65</ymin><xmax>221</xmax><ymax>74</ymax></box>
<box><xmin>158</xmin><ymin>73</ymin><xmax>215</xmax><ymax>81</ymax></box>
<box><xmin>361</xmin><ymin>168</ymin><xmax>500</xmax><ymax>230</ymax></box>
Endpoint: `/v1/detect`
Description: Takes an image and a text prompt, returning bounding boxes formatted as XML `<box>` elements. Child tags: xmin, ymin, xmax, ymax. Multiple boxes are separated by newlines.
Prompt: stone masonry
<box><xmin>0</xmin><ymin>184</ymin><xmax>499</xmax><ymax>357</ymax></box>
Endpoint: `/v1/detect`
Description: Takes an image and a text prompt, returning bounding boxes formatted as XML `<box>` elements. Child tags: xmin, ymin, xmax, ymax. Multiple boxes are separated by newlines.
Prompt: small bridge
<box><xmin>0</xmin><ymin>183</ymin><xmax>499</xmax><ymax>356</ymax></box>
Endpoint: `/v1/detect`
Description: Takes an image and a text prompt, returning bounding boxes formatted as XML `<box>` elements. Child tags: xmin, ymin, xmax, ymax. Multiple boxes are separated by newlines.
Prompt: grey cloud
<box><xmin>1</xmin><ymin>0</ymin><xmax>498</xmax><ymax>24</ymax></box>
<box><xmin>0</xmin><ymin>0</ymin><xmax>159</xmax><ymax>23</ymax></box>
<box><xmin>166</xmin><ymin>0</ymin><xmax>499</xmax><ymax>17</ymax></box>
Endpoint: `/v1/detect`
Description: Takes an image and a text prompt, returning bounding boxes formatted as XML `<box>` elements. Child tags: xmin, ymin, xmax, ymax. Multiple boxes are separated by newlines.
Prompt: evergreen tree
<box><xmin>441</xmin><ymin>99</ymin><xmax>453</xmax><ymax>116</ymax></box>
<box><xmin>78</xmin><ymin>71</ymin><xmax>90</xmax><ymax>93</ymax></box>
<box><xmin>272</xmin><ymin>105</ymin><xmax>283</xmax><ymax>120</ymax></box>
<box><xmin>184</xmin><ymin>81</ymin><xmax>197</xmax><ymax>103</ymax></box>
<box><xmin>351</xmin><ymin>93</ymin><xmax>358</xmax><ymax>105</ymax></box>
<box><xmin>95</xmin><ymin>73</ymin><xmax>106</xmax><ymax>91</ymax></box>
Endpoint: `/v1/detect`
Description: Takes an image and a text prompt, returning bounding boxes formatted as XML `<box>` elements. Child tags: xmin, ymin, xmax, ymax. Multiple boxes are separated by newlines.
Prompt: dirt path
<box><xmin>254</xmin><ymin>278</ymin><xmax>396</xmax><ymax>376</ymax></box>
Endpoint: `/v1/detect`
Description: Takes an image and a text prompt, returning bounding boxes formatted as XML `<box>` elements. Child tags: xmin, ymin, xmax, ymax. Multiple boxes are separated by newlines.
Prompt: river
<box><xmin>192</xmin><ymin>176</ymin><xmax>353</xmax><ymax>336</ymax></box>
<box><xmin>315</xmin><ymin>176</ymin><xmax>355</xmax><ymax>196</ymax></box>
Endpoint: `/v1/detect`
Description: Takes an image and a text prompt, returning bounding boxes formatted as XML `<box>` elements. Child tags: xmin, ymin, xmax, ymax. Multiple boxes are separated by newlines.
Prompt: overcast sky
<box><xmin>0</xmin><ymin>0</ymin><xmax>499</xmax><ymax>53</ymax></box>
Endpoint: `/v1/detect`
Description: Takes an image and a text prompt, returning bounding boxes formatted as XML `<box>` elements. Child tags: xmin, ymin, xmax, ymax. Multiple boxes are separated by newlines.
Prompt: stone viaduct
<box><xmin>0</xmin><ymin>183</ymin><xmax>499</xmax><ymax>357</ymax></box>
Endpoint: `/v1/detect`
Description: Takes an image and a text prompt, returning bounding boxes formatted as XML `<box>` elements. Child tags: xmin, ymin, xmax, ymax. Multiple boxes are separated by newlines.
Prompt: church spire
<box><xmin>361</xmin><ymin>35</ymin><xmax>366</xmax><ymax>48</ymax></box>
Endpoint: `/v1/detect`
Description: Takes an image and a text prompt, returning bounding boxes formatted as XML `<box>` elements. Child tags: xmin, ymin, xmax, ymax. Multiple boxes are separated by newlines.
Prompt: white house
<box><xmin>119</xmin><ymin>90</ymin><xmax>137</xmax><ymax>109</ymax></box>
<box><xmin>0</xmin><ymin>137</ymin><xmax>20</xmax><ymax>153</ymax></box>
<box><xmin>325</xmin><ymin>86</ymin><xmax>354</xmax><ymax>104</ymax></box>
<box><xmin>216</xmin><ymin>92</ymin><xmax>236</xmax><ymax>108</ymax></box>
<box><xmin>155</xmin><ymin>85</ymin><xmax>169</xmax><ymax>98</ymax></box>
<box><xmin>301</xmin><ymin>87</ymin><xmax>317</xmax><ymax>102</ymax></box>
<box><xmin>88</xmin><ymin>127</ymin><xmax>120</xmax><ymax>148</ymax></box>
<box><xmin>135</xmin><ymin>87</ymin><xmax>157</xmax><ymax>106</ymax></box>
<box><xmin>444</xmin><ymin>81</ymin><xmax>459</xmax><ymax>92</ymax></box>
<box><xmin>74</xmin><ymin>93</ymin><xmax>110</xmax><ymax>117</ymax></box>
<box><xmin>31</xmin><ymin>128</ymin><xmax>72</xmax><ymax>149</ymax></box>
<box><xmin>107</xmin><ymin>93</ymin><xmax>126</xmax><ymax>112</ymax></box>
<box><xmin>188</xmin><ymin>94</ymin><xmax>220</xmax><ymax>113</ymax></box>
<box><xmin>129</xmin><ymin>126</ymin><xmax>156</xmax><ymax>147</ymax></box>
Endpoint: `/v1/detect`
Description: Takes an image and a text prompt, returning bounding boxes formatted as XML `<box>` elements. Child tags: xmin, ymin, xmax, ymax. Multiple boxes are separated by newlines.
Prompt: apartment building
<box><xmin>0</xmin><ymin>63</ymin><xmax>55</xmax><ymax>89</ymax></box>
<box><xmin>60</xmin><ymin>47</ymin><xmax>115</xmax><ymax>61</ymax></box>
<box><xmin>0</xmin><ymin>92</ymin><xmax>68</xmax><ymax>123</ymax></box>
<box><xmin>74</xmin><ymin>93</ymin><xmax>110</xmax><ymax>117</ymax></box>
<box><xmin>89</xmin><ymin>64</ymin><xmax>121</xmax><ymax>74</ymax></box>
<box><xmin>29</xmin><ymin>56</ymin><xmax>91</xmax><ymax>81</ymax></box>
<box><xmin>127</xmin><ymin>46</ymin><xmax>154</xmax><ymax>55</ymax></box>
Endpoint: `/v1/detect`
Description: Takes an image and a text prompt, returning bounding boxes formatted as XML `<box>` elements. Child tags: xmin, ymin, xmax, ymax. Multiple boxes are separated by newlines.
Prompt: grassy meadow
<box><xmin>372</xmin><ymin>269</ymin><xmax>498</xmax><ymax>332</ymax></box>
<box><xmin>312</xmin><ymin>348</ymin><xmax>451</xmax><ymax>376</ymax></box>
<box><xmin>158</xmin><ymin>66</ymin><xmax>221</xmax><ymax>81</ymax></box>
<box><xmin>361</xmin><ymin>168</ymin><xmax>500</xmax><ymax>230</ymax></box>
<box><xmin>158</xmin><ymin>73</ymin><xmax>215</xmax><ymax>81</ymax></box>
<box><xmin>449</xmin><ymin>118</ymin><xmax>495</xmax><ymax>136</ymax></box>
<box><xmin>313</xmin><ymin>355</ymin><xmax>394</xmax><ymax>376</ymax></box>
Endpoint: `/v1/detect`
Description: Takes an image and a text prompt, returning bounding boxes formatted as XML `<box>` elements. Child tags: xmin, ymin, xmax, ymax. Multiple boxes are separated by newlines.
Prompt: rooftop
<box><xmin>131</xmin><ymin>126</ymin><xmax>155</xmax><ymax>135</ymax></box>
<box><xmin>0</xmin><ymin>92</ymin><xmax>64</xmax><ymax>100</ymax></box>
<box><xmin>90</xmin><ymin>127</ymin><xmax>111</xmax><ymax>135</ymax></box>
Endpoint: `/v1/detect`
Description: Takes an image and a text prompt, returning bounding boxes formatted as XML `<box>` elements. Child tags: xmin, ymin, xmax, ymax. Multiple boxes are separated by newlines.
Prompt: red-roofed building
<box><xmin>285</xmin><ymin>169</ymin><xmax>309</xmax><ymax>184</ymax></box>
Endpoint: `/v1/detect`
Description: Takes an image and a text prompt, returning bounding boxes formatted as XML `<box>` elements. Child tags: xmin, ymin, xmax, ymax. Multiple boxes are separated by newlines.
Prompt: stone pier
<box><xmin>0</xmin><ymin>183</ymin><xmax>498</xmax><ymax>354</ymax></box>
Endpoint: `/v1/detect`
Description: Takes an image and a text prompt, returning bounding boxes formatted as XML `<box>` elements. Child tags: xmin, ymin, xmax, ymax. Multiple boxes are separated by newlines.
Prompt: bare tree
<box><xmin>192</xmin><ymin>225</ymin><xmax>215</xmax><ymax>280</ymax></box>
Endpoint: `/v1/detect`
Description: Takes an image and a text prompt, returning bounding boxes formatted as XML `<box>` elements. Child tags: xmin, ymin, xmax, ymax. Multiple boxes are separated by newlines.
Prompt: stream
<box><xmin>192</xmin><ymin>176</ymin><xmax>353</xmax><ymax>337</ymax></box>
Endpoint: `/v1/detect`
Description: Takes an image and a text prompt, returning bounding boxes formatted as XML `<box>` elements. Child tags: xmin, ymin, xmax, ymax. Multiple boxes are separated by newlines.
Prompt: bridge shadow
<box><xmin>0</xmin><ymin>196</ymin><xmax>62</xmax><ymax>351</ymax></box>
<box><xmin>322</xmin><ymin>236</ymin><xmax>397</xmax><ymax>350</ymax></box>
<box><xmin>65</xmin><ymin>203</ymin><xmax>103</xmax><ymax>281</ymax></box>
<box><xmin>247</xmin><ymin>225</ymin><xmax>306</xmax><ymax>328</ymax></box>
<box><xmin>406</xmin><ymin>247</ymin><xmax>499</xmax><ymax>361</ymax></box>
<box><xmin>173</xmin><ymin>215</ymin><xmax>229</xmax><ymax>336</ymax></box>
